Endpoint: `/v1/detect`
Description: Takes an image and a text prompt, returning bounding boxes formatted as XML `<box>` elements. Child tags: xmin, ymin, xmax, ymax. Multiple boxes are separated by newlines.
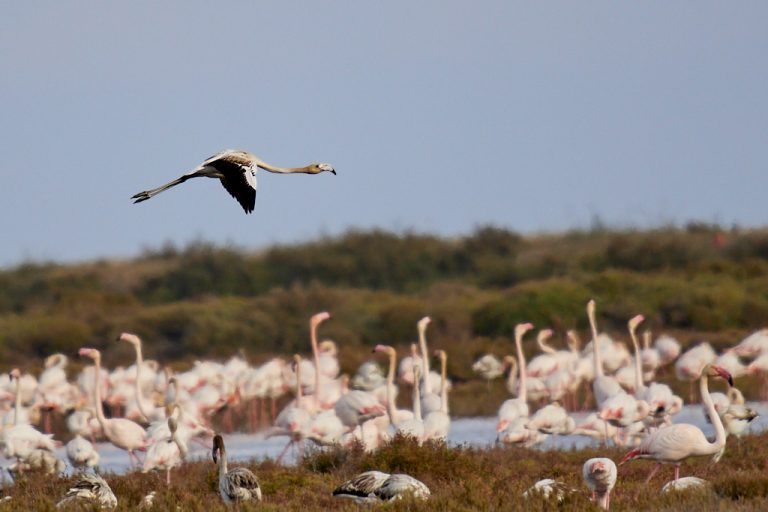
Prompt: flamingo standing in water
<box><xmin>496</xmin><ymin>323</ymin><xmax>535</xmax><ymax>433</ymax></box>
<box><xmin>587</xmin><ymin>300</ymin><xmax>623</xmax><ymax>408</ymax></box>
<box><xmin>619</xmin><ymin>364</ymin><xmax>733</xmax><ymax>482</ymax></box>
<box><xmin>79</xmin><ymin>348</ymin><xmax>147</xmax><ymax>466</ymax></box>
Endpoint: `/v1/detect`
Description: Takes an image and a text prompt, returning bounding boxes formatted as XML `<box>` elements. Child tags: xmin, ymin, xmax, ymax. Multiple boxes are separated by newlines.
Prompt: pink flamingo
<box><xmin>583</xmin><ymin>457</ymin><xmax>617</xmax><ymax>510</ymax></box>
<box><xmin>619</xmin><ymin>364</ymin><xmax>732</xmax><ymax>482</ymax></box>
<box><xmin>79</xmin><ymin>348</ymin><xmax>147</xmax><ymax>466</ymax></box>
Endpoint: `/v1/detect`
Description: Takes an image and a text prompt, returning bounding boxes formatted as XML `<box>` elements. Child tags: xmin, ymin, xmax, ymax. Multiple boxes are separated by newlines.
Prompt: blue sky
<box><xmin>1</xmin><ymin>2</ymin><xmax>766</xmax><ymax>267</ymax></box>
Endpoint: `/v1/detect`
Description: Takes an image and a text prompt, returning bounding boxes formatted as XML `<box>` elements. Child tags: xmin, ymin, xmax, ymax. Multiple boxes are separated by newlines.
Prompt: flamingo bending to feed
<box><xmin>132</xmin><ymin>149</ymin><xmax>335</xmax><ymax>214</ymax></box>
<box><xmin>472</xmin><ymin>354</ymin><xmax>505</xmax><ymax>383</ymax></box>
<box><xmin>56</xmin><ymin>473</ymin><xmax>117</xmax><ymax>509</ymax></box>
<box><xmin>66</xmin><ymin>435</ymin><xmax>100</xmax><ymax>471</ymax></box>
<box><xmin>79</xmin><ymin>348</ymin><xmax>147</xmax><ymax>466</ymax></box>
<box><xmin>333</xmin><ymin>471</ymin><xmax>430</xmax><ymax>503</ymax></box>
<box><xmin>143</xmin><ymin>410</ymin><xmax>188</xmax><ymax>485</ymax></box>
<box><xmin>212</xmin><ymin>434</ymin><xmax>262</xmax><ymax>504</ymax></box>
<box><xmin>582</xmin><ymin>458</ymin><xmax>617</xmax><ymax>510</ymax></box>
<box><xmin>620</xmin><ymin>364</ymin><xmax>733</xmax><ymax>482</ymax></box>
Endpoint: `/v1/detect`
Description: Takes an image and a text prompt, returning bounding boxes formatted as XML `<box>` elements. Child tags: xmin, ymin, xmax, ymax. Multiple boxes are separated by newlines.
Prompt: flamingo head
<box><xmin>537</xmin><ymin>329</ymin><xmax>554</xmax><ymax>342</ymax></box>
<box><xmin>211</xmin><ymin>434</ymin><xmax>224</xmax><ymax>464</ymax></box>
<box><xmin>515</xmin><ymin>323</ymin><xmax>535</xmax><ymax>338</ymax></box>
<box><xmin>589</xmin><ymin>459</ymin><xmax>609</xmax><ymax>474</ymax></box>
<box><xmin>373</xmin><ymin>344</ymin><xmax>395</xmax><ymax>356</ymax></box>
<box><xmin>311</xmin><ymin>311</ymin><xmax>331</xmax><ymax>325</ymax></box>
<box><xmin>117</xmin><ymin>332</ymin><xmax>140</xmax><ymax>345</ymax></box>
<box><xmin>587</xmin><ymin>299</ymin><xmax>596</xmax><ymax>316</ymax></box>
<box><xmin>78</xmin><ymin>348</ymin><xmax>99</xmax><ymax>360</ymax></box>
<box><xmin>705</xmin><ymin>364</ymin><xmax>734</xmax><ymax>386</ymax></box>
<box><xmin>628</xmin><ymin>314</ymin><xmax>644</xmax><ymax>333</ymax></box>
<box><xmin>9</xmin><ymin>369</ymin><xmax>20</xmax><ymax>380</ymax></box>
<box><xmin>310</xmin><ymin>163</ymin><xmax>336</xmax><ymax>175</ymax></box>
<box><xmin>417</xmin><ymin>316</ymin><xmax>432</xmax><ymax>332</ymax></box>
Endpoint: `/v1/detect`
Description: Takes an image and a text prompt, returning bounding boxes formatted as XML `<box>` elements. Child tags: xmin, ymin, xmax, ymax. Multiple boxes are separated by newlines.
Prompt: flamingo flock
<box><xmin>0</xmin><ymin>299</ymin><xmax>764</xmax><ymax>508</ymax></box>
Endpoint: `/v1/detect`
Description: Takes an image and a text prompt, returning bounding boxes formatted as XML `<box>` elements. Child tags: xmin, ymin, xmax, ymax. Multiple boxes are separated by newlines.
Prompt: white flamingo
<box><xmin>119</xmin><ymin>333</ymin><xmax>166</xmax><ymax>423</ymax></box>
<box><xmin>496</xmin><ymin>323</ymin><xmax>535</xmax><ymax>432</ymax></box>
<box><xmin>143</xmin><ymin>408</ymin><xmax>188</xmax><ymax>485</ymax></box>
<box><xmin>582</xmin><ymin>457</ymin><xmax>617</xmax><ymax>510</ymax></box>
<box><xmin>423</xmin><ymin>349</ymin><xmax>450</xmax><ymax>441</ymax></box>
<box><xmin>620</xmin><ymin>364</ymin><xmax>733</xmax><ymax>482</ymax></box>
<box><xmin>587</xmin><ymin>300</ymin><xmax>623</xmax><ymax>409</ymax></box>
<box><xmin>66</xmin><ymin>435</ymin><xmax>99</xmax><ymax>471</ymax></box>
<box><xmin>472</xmin><ymin>354</ymin><xmax>505</xmax><ymax>383</ymax></box>
<box><xmin>79</xmin><ymin>348</ymin><xmax>147</xmax><ymax>466</ymax></box>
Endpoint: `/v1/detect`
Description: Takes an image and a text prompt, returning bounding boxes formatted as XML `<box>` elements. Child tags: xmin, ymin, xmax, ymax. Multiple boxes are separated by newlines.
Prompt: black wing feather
<box><xmin>208</xmin><ymin>159</ymin><xmax>256</xmax><ymax>214</ymax></box>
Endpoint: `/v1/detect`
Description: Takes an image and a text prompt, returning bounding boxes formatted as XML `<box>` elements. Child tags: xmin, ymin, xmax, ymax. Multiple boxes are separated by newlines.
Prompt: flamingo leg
<box><xmin>645</xmin><ymin>462</ymin><xmax>662</xmax><ymax>484</ymax></box>
<box><xmin>166</xmin><ymin>468</ymin><xmax>171</xmax><ymax>486</ymax></box>
<box><xmin>276</xmin><ymin>440</ymin><xmax>293</xmax><ymax>463</ymax></box>
<box><xmin>674</xmin><ymin>464</ymin><xmax>680</xmax><ymax>481</ymax></box>
<box><xmin>270</xmin><ymin>397</ymin><xmax>277</xmax><ymax>422</ymax></box>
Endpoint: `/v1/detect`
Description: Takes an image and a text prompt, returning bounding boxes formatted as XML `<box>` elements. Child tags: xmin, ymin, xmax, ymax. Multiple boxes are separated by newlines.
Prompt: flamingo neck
<box><xmin>439</xmin><ymin>356</ymin><xmax>449</xmax><ymax>414</ymax></box>
<box><xmin>171</xmin><ymin>427</ymin><xmax>188</xmax><ymax>458</ymax></box>
<box><xmin>310</xmin><ymin>323</ymin><xmax>322</xmax><ymax>406</ymax></box>
<box><xmin>418</xmin><ymin>327</ymin><xmax>432</xmax><ymax>394</ymax></box>
<box><xmin>505</xmin><ymin>360</ymin><xmax>518</xmax><ymax>392</ymax></box>
<box><xmin>295</xmin><ymin>361</ymin><xmax>303</xmax><ymax>402</ymax></box>
<box><xmin>385</xmin><ymin>352</ymin><xmax>398</xmax><ymax>426</ymax></box>
<box><xmin>133</xmin><ymin>342</ymin><xmax>152</xmax><ymax>422</ymax></box>
<box><xmin>700</xmin><ymin>373</ymin><xmax>727</xmax><ymax>451</ymax></box>
<box><xmin>255</xmin><ymin>159</ymin><xmax>309</xmax><ymax>174</ymax></box>
<box><xmin>630</xmin><ymin>330</ymin><xmax>645</xmax><ymax>394</ymax></box>
<box><xmin>218</xmin><ymin>446</ymin><xmax>228</xmax><ymax>476</ymax></box>
<box><xmin>413</xmin><ymin>375</ymin><xmax>422</xmax><ymax>422</ymax></box>
<box><xmin>13</xmin><ymin>377</ymin><xmax>20</xmax><ymax>426</ymax></box>
<box><xmin>589</xmin><ymin>315</ymin><xmax>605</xmax><ymax>378</ymax></box>
<box><xmin>538</xmin><ymin>336</ymin><xmax>556</xmax><ymax>355</ymax></box>
<box><xmin>92</xmin><ymin>358</ymin><xmax>108</xmax><ymax>428</ymax></box>
<box><xmin>515</xmin><ymin>333</ymin><xmax>528</xmax><ymax>402</ymax></box>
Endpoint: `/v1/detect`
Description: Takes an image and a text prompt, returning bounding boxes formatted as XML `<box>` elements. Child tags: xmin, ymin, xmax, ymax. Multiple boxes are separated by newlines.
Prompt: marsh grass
<box><xmin>3</xmin><ymin>433</ymin><xmax>768</xmax><ymax>510</ymax></box>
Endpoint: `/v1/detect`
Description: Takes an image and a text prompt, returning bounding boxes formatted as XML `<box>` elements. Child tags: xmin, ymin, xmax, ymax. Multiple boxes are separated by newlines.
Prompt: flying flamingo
<box><xmin>583</xmin><ymin>457</ymin><xmax>617</xmax><ymax>510</ymax></box>
<box><xmin>79</xmin><ymin>348</ymin><xmax>147</xmax><ymax>466</ymax></box>
<box><xmin>620</xmin><ymin>364</ymin><xmax>733</xmax><ymax>482</ymax></box>
<box><xmin>132</xmin><ymin>149</ymin><xmax>335</xmax><ymax>214</ymax></box>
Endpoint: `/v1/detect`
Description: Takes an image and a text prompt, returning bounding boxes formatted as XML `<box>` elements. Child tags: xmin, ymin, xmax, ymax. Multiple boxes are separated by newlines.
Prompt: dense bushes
<box><xmin>1</xmin><ymin>225</ymin><xmax>768</xmax><ymax>368</ymax></box>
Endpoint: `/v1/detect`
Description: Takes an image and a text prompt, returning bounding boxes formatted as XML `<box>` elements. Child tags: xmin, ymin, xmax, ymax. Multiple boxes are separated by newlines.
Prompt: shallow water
<box><xmin>9</xmin><ymin>402</ymin><xmax>768</xmax><ymax>476</ymax></box>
